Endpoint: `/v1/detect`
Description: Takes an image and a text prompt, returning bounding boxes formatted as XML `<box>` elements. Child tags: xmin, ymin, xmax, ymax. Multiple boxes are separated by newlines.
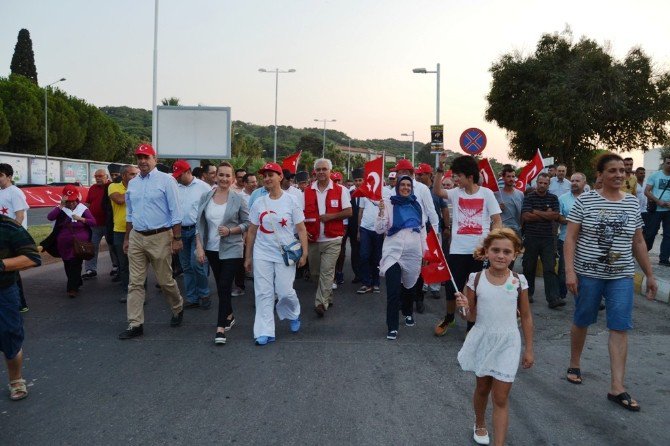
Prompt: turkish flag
<box><xmin>282</xmin><ymin>151</ymin><xmax>302</xmax><ymax>174</ymax></box>
<box><xmin>478</xmin><ymin>158</ymin><xmax>499</xmax><ymax>192</ymax></box>
<box><xmin>515</xmin><ymin>149</ymin><xmax>544</xmax><ymax>192</ymax></box>
<box><xmin>421</xmin><ymin>230</ymin><xmax>452</xmax><ymax>284</ymax></box>
<box><xmin>351</xmin><ymin>156</ymin><xmax>384</xmax><ymax>201</ymax></box>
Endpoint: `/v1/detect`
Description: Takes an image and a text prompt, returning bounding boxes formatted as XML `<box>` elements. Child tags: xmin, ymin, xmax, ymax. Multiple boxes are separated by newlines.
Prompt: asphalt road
<box><xmin>1</xmin><ymin>252</ymin><xmax>669</xmax><ymax>445</ymax></box>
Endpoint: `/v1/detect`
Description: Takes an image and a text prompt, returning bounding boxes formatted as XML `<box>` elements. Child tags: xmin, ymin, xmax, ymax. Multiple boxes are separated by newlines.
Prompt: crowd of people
<box><xmin>0</xmin><ymin>148</ymin><xmax>663</xmax><ymax>445</ymax></box>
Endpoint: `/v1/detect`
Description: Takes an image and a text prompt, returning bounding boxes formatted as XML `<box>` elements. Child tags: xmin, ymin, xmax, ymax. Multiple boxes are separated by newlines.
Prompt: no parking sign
<box><xmin>459</xmin><ymin>128</ymin><xmax>487</xmax><ymax>155</ymax></box>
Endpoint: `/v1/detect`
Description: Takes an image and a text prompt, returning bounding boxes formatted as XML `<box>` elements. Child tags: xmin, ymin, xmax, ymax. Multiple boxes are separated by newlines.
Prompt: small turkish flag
<box><xmin>515</xmin><ymin>149</ymin><xmax>544</xmax><ymax>192</ymax></box>
<box><xmin>478</xmin><ymin>158</ymin><xmax>499</xmax><ymax>192</ymax></box>
<box><xmin>352</xmin><ymin>156</ymin><xmax>384</xmax><ymax>201</ymax></box>
<box><xmin>421</xmin><ymin>230</ymin><xmax>452</xmax><ymax>284</ymax></box>
<box><xmin>282</xmin><ymin>151</ymin><xmax>302</xmax><ymax>174</ymax></box>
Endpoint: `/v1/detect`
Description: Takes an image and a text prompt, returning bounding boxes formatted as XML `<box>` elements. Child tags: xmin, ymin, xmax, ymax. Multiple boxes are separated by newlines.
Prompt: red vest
<box><xmin>304</xmin><ymin>182</ymin><xmax>345</xmax><ymax>241</ymax></box>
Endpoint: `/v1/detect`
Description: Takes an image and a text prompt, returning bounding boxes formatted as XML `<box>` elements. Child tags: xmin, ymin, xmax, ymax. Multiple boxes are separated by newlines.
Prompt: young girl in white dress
<box><xmin>455</xmin><ymin>228</ymin><xmax>534</xmax><ymax>446</ymax></box>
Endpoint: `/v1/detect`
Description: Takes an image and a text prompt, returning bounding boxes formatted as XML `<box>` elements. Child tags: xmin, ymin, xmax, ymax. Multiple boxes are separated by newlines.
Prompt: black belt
<box><xmin>181</xmin><ymin>225</ymin><xmax>195</xmax><ymax>231</ymax></box>
<box><xmin>135</xmin><ymin>227</ymin><xmax>171</xmax><ymax>236</ymax></box>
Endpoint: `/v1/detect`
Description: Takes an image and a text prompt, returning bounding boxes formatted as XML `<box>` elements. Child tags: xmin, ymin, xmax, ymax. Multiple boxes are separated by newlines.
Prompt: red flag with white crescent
<box><xmin>351</xmin><ymin>156</ymin><xmax>384</xmax><ymax>200</ymax></box>
<box><xmin>281</xmin><ymin>151</ymin><xmax>302</xmax><ymax>174</ymax></box>
<box><xmin>421</xmin><ymin>230</ymin><xmax>452</xmax><ymax>283</ymax></box>
<box><xmin>515</xmin><ymin>149</ymin><xmax>544</xmax><ymax>192</ymax></box>
<box><xmin>477</xmin><ymin>158</ymin><xmax>499</xmax><ymax>192</ymax></box>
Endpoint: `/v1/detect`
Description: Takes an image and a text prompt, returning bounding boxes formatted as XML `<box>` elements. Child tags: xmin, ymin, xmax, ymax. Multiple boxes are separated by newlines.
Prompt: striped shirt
<box><xmin>567</xmin><ymin>191</ymin><xmax>642</xmax><ymax>279</ymax></box>
<box><xmin>521</xmin><ymin>191</ymin><xmax>559</xmax><ymax>237</ymax></box>
<box><xmin>0</xmin><ymin>216</ymin><xmax>41</xmax><ymax>288</ymax></box>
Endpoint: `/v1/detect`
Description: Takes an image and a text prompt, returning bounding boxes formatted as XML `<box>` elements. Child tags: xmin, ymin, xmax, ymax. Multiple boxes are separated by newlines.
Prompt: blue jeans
<box><xmin>574</xmin><ymin>275</ymin><xmax>633</xmax><ymax>330</ymax></box>
<box><xmin>84</xmin><ymin>226</ymin><xmax>106</xmax><ymax>272</ymax></box>
<box><xmin>178</xmin><ymin>227</ymin><xmax>210</xmax><ymax>303</ymax></box>
<box><xmin>644</xmin><ymin>210</ymin><xmax>670</xmax><ymax>262</ymax></box>
<box><xmin>359</xmin><ymin>227</ymin><xmax>384</xmax><ymax>287</ymax></box>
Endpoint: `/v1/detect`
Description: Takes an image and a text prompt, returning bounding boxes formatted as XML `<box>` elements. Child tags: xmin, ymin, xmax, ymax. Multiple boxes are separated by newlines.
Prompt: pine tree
<box><xmin>10</xmin><ymin>29</ymin><xmax>38</xmax><ymax>84</ymax></box>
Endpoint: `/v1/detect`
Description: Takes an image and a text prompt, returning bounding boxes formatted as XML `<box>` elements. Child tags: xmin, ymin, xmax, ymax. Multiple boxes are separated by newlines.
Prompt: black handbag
<box><xmin>40</xmin><ymin>212</ymin><xmax>67</xmax><ymax>258</ymax></box>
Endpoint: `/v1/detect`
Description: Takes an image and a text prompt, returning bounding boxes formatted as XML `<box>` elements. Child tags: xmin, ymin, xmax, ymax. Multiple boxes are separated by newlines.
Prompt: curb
<box><xmin>637</xmin><ymin>272</ymin><xmax>670</xmax><ymax>303</ymax></box>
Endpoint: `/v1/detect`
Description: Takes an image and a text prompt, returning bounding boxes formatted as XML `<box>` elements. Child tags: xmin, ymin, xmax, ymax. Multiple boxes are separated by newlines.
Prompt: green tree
<box><xmin>296</xmin><ymin>134</ymin><xmax>324</xmax><ymax>158</ymax></box>
<box><xmin>486</xmin><ymin>29</ymin><xmax>670</xmax><ymax>171</ymax></box>
<box><xmin>10</xmin><ymin>29</ymin><xmax>38</xmax><ymax>84</ymax></box>
<box><xmin>0</xmin><ymin>98</ymin><xmax>10</xmax><ymax>145</ymax></box>
<box><xmin>161</xmin><ymin>97</ymin><xmax>180</xmax><ymax>106</ymax></box>
<box><xmin>0</xmin><ymin>75</ymin><xmax>42</xmax><ymax>153</ymax></box>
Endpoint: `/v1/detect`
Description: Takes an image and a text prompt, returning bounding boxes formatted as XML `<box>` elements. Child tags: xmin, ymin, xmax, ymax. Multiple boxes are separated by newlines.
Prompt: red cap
<box><xmin>416</xmin><ymin>163</ymin><xmax>433</xmax><ymax>175</ymax></box>
<box><xmin>62</xmin><ymin>185</ymin><xmax>79</xmax><ymax>202</ymax></box>
<box><xmin>258</xmin><ymin>162</ymin><xmax>283</xmax><ymax>176</ymax></box>
<box><xmin>135</xmin><ymin>143</ymin><xmax>156</xmax><ymax>156</ymax></box>
<box><xmin>172</xmin><ymin>160</ymin><xmax>191</xmax><ymax>178</ymax></box>
<box><xmin>330</xmin><ymin>172</ymin><xmax>343</xmax><ymax>181</ymax></box>
<box><xmin>395</xmin><ymin>159</ymin><xmax>414</xmax><ymax>172</ymax></box>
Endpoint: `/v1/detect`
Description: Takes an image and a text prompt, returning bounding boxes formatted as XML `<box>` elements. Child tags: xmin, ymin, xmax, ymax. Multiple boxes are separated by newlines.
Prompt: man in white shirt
<box><xmin>301</xmin><ymin>159</ymin><xmax>352</xmax><ymax>317</ymax></box>
<box><xmin>173</xmin><ymin>160</ymin><xmax>213</xmax><ymax>309</ymax></box>
<box><xmin>231</xmin><ymin>168</ymin><xmax>246</xmax><ymax>194</ymax></box>
<box><xmin>636</xmin><ymin>167</ymin><xmax>648</xmax><ymax>227</ymax></box>
<box><xmin>548</xmin><ymin>163</ymin><xmax>571</xmax><ymax>197</ymax></box>
<box><xmin>386</xmin><ymin>171</ymin><xmax>397</xmax><ymax>190</ymax></box>
<box><xmin>281</xmin><ymin>170</ymin><xmax>303</xmax><ymax>200</ymax></box>
<box><xmin>239</xmin><ymin>173</ymin><xmax>258</xmax><ymax>206</ymax></box>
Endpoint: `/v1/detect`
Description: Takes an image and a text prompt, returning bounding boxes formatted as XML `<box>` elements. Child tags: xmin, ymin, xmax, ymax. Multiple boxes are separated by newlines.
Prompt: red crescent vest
<box><xmin>304</xmin><ymin>182</ymin><xmax>345</xmax><ymax>241</ymax></box>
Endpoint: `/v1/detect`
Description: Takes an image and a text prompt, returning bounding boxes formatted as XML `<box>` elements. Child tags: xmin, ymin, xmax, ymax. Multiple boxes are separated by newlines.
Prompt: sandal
<box><xmin>566</xmin><ymin>367</ymin><xmax>582</xmax><ymax>384</ymax></box>
<box><xmin>8</xmin><ymin>379</ymin><xmax>28</xmax><ymax>401</ymax></box>
<box><xmin>607</xmin><ymin>392</ymin><xmax>640</xmax><ymax>412</ymax></box>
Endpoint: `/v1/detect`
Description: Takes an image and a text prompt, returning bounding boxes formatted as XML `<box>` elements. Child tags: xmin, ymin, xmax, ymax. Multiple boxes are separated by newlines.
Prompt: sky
<box><xmin>2</xmin><ymin>0</ymin><xmax>670</xmax><ymax>165</ymax></box>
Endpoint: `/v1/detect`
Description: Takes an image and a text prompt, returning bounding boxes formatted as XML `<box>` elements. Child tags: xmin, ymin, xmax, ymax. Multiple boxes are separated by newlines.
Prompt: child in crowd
<box><xmin>455</xmin><ymin>228</ymin><xmax>534</xmax><ymax>445</ymax></box>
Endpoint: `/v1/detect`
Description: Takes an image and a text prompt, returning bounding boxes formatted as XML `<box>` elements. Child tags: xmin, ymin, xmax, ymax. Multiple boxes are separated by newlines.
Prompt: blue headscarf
<box><xmin>387</xmin><ymin>176</ymin><xmax>423</xmax><ymax>237</ymax></box>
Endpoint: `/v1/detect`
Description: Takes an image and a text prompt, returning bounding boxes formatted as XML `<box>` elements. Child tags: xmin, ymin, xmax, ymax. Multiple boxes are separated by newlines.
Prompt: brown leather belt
<box><xmin>135</xmin><ymin>227</ymin><xmax>171</xmax><ymax>236</ymax></box>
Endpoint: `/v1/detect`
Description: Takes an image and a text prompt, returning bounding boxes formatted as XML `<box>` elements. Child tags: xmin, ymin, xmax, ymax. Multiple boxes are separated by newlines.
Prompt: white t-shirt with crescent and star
<box><xmin>0</xmin><ymin>185</ymin><xmax>30</xmax><ymax>229</ymax></box>
<box><xmin>249</xmin><ymin>192</ymin><xmax>304</xmax><ymax>263</ymax></box>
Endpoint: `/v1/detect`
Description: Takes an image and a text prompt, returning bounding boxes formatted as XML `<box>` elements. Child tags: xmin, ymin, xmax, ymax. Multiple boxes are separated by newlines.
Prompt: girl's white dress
<box><xmin>457</xmin><ymin>271</ymin><xmax>528</xmax><ymax>383</ymax></box>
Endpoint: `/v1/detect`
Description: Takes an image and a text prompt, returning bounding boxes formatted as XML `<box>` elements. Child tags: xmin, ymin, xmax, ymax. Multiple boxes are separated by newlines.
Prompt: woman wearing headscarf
<box><xmin>376</xmin><ymin>176</ymin><xmax>426</xmax><ymax>340</ymax></box>
<box><xmin>47</xmin><ymin>185</ymin><xmax>96</xmax><ymax>297</ymax></box>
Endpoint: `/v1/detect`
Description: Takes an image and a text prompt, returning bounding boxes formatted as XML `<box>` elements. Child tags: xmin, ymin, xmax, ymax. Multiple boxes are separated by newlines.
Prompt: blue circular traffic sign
<box><xmin>459</xmin><ymin>128</ymin><xmax>487</xmax><ymax>155</ymax></box>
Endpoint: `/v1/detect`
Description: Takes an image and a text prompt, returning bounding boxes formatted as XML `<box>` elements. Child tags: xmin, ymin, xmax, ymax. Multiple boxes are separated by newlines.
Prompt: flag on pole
<box><xmin>351</xmin><ymin>156</ymin><xmax>384</xmax><ymax>200</ymax></box>
<box><xmin>478</xmin><ymin>158</ymin><xmax>499</xmax><ymax>192</ymax></box>
<box><xmin>282</xmin><ymin>151</ymin><xmax>302</xmax><ymax>174</ymax></box>
<box><xmin>421</xmin><ymin>230</ymin><xmax>452</xmax><ymax>284</ymax></box>
<box><xmin>515</xmin><ymin>149</ymin><xmax>544</xmax><ymax>192</ymax></box>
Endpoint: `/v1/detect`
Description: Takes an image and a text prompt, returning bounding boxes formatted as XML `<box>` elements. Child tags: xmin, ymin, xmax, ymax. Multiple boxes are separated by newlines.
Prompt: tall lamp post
<box><xmin>401</xmin><ymin>131</ymin><xmax>415</xmax><ymax>166</ymax></box>
<box><xmin>343</xmin><ymin>137</ymin><xmax>351</xmax><ymax>178</ymax></box>
<box><xmin>412</xmin><ymin>63</ymin><xmax>440</xmax><ymax>167</ymax></box>
<box><xmin>44</xmin><ymin>77</ymin><xmax>66</xmax><ymax>184</ymax></box>
<box><xmin>314</xmin><ymin>118</ymin><xmax>336</xmax><ymax>158</ymax></box>
<box><xmin>259</xmin><ymin>68</ymin><xmax>296</xmax><ymax>162</ymax></box>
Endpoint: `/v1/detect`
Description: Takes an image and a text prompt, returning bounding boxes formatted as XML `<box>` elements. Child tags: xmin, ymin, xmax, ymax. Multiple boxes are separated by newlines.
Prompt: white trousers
<box><xmin>253</xmin><ymin>258</ymin><xmax>300</xmax><ymax>338</ymax></box>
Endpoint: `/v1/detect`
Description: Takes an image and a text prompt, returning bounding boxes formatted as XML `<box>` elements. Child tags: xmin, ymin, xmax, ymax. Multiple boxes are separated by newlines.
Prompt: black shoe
<box><xmin>416</xmin><ymin>300</ymin><xmax>425</xmax><ymax>314</ymax></box>
<box><xmin>119</xmin><ymin>324</ymin><xmax>143</xmax><ymax>339</ymax></box>
<box><xmin>184</xmin><ymin>301</ymin><xmax>200</xmax><ymax>309</ymax></box>
<box><xmin>82</xmin><ymin>270</ymin><xmax>97</xmax><ymax>279</ymax></box>
<box><xmin>224</xmin><ymin>316</ymin><xmax>236</xmax><ymax>332</ymax></box>
<box><xmin>111</xmin><ymin>275</ymin><xmax>121</xmax><ymax>282</ymax></box>
<box><xmin>170</xmin><ymin>310</ymin><xmax>184</xmax><ymax>327</ymax></box>
<box><xmin>548</xmin><ymin>300</ymin><xmax>563</xmax><ymax>309</ymax></box>
<box><xmin>214</xmin><ymin>331</ymin><xmax>226</xmax><ymax>345</ymax></box>
<box><xmin>110</xmin><ymin>267</ymin><xmax>119</xmax><ymax>276</ymax></box>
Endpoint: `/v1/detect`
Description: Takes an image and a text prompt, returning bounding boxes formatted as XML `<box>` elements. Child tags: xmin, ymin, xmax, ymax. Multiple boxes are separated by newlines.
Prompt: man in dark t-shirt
<box><xmin>521</xmin><ymin>172</ymin><xmax>563</xmax><ymax>308</ymax></box>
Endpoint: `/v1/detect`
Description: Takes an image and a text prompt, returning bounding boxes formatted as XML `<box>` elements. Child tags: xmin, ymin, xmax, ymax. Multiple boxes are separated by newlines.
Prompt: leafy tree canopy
<box><xmin>486</xmin><ymin>28</ymin><xmax>670</xmax><ymax>172</ymax></box>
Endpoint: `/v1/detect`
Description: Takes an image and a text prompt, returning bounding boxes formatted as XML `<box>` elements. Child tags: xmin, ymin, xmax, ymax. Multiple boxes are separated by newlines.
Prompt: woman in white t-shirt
<box><xmin>433</xmin><ymin>154</ymin><xmax>502</xmax><ymax>335</ymax></box>
<box><xmin>245</xmin><ymin>163</ymin><xmax>308</xmax><ymax>346</ymax></box>
<box><xmin>195</xmin><ymin>162</ymin><xmax>249</xmax><ymax>345</ymax></box>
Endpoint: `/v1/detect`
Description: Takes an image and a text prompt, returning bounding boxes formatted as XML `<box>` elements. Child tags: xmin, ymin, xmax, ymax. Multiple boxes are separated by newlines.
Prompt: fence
<box><xmin>0</xmin><ymin>151</ymin><xmax>112</xmax><ymax>186</ymax></box>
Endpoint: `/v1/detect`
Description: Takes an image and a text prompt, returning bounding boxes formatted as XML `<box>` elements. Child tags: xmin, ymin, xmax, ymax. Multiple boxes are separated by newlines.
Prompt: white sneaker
<box><xmin>473</xmin><ymin>425</ymin><xmax>490</xmax><ymax>445</ymax></box>
<box><xmin>332</xmin><ymin>283</ymin><xmax>337</xmax><ymax>289</ymax></box>
<box><xmin>231</xmin><ymin>287</ymin><xmax>245</xmax><ymax>297</ymax></box>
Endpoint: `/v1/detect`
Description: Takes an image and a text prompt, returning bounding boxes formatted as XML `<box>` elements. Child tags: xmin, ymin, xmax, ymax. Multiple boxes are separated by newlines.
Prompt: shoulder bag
<box><xmin>647</xmin><ymin>178</ymin><xmax>670</xmax><ymax>213</ymax></box>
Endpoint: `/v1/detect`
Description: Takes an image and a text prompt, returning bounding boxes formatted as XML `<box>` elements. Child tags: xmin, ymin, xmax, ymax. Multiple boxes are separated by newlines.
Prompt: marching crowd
<box><xmin>0</xmin><ymin>146</ymin><xmax>665</xmax><ymax>445</ymax></box>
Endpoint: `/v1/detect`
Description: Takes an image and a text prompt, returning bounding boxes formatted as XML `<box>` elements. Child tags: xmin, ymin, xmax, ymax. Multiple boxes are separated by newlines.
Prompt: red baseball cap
<box><xmin>330</xmin><ymin>172</ymin><xmax>343</xmax><ymax>181</ymax></box>
<box><xmin>172</xmin><ymin>160</ymin><xmax>191</xmax><ymax>178</ymax></box>
<box><xmin>416</xmin><ymin>163</ymin><xmax>433</xmax><ymax>175</ymax></box>
<box><xmin>135</xmin><ymin>143</ymin><xmax>156</xmax><ymax>156</ymax></box>
<box><xmin>395</xmin><ymin>159</ymin><xmax>414</xmax><ymax>172</ymax></box>
<box><xmin>258</xmin><ymin>162</ymin><xmax>283</xmax><ymax>176</ymax></box>
<box><xmin>62</xmin><ymin>185</ymin><xmax>79</xmax><ymax>202</ymax></box>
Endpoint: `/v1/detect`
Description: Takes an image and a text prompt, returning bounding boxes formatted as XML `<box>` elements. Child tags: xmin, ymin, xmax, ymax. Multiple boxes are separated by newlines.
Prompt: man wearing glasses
<box><xmin>232</xmin><ymin>168</ymin><xmax>247</xmax><ymax>194</ymax></box>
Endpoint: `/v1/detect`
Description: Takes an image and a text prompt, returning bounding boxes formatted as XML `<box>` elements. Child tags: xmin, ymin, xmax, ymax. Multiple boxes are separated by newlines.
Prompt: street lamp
<box><xmin>413</xmin><ymin>63</ymin><xmax>440</xmax><ymax>166</ymax></box>
<box><xmin>343</xmin><ymin>137</ymin><xmax>351</xmax><ymax>178</ymax></box>
<box><xmin>401</xmin><ymin>131</ymin><xmax>415</xmax><ymax>166</ymax></box>
<box><xmin>259</xmin><ymin>68</ymin><xmax>296</xmax><ymax>162</ymax></box>
<box><xmin>314</xmin><ymin>118</ymin><xmax>336</xmax><ymax>158</ymax></box>
<box><xmin>44</xmin><ymin>77</ymin><xmax>66</xmax><ymax>184</ymax></box>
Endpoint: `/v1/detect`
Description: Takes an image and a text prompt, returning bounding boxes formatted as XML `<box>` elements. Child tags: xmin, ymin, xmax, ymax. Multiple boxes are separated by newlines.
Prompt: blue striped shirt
<box><xmin>125</xmin><ymin>167</ymin><xmax>182</xmax><ymax>230</ymax></box>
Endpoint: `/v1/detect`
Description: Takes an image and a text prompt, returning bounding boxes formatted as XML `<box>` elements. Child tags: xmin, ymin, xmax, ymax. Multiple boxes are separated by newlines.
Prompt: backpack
<box><xmin>472</xmin><ymin>270</ymin><xmax>523</xmax><ymax>313</ymax></box>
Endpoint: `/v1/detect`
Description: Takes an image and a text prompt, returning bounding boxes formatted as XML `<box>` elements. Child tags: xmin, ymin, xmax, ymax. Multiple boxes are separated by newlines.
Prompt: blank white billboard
<box><xmin>156</xmin><ymin>106</ymin><xmax>231</xmax><ymax>159</ymax></box>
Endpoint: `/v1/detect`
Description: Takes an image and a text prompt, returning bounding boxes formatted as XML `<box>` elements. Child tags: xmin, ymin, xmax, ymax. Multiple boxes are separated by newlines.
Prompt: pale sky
<box><xmin>2</xmin><ymin>0</ymin><xmax>669</xmax><ymax>165</ymax></box>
